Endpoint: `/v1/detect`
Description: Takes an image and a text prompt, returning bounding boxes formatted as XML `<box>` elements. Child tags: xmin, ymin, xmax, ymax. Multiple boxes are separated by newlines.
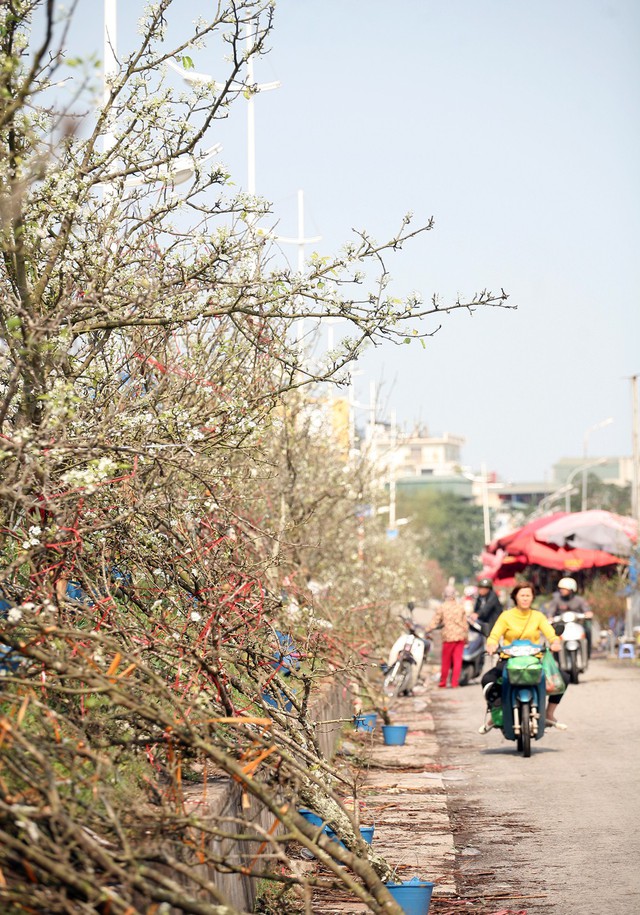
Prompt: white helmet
<box><xmin>558</xmin><ymin>577</ymin><xmax>577</xmax><ymax>592</ymax></box>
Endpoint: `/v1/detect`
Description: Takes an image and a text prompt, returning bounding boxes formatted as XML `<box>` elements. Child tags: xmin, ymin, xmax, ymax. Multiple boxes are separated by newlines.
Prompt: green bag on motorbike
<box><xmin>505</xmin><ymin>656</ymin><xmax>543</xmax><ymax>686</ymax></box>
<box><xmin>541</xmin><ymin>649</ymin><xmax>566</xmax><ymax>695</ymax></box>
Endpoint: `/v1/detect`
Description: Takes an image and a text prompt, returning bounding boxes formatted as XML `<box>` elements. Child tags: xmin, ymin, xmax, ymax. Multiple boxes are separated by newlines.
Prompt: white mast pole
<box><xmin>246</xmin><ymin>28</ymin><xmax>256</xmax><ymax>196</ymax></box>
<box><xmin>103</xmin><ymin>0</ymin><xmax>117</xmax><ymax>155</ymax></box>
<box><xmin>276</xmin><ymin>190</ymin><xmax>321</xmax><ymax>346</ymax></box>
<box><xmin>297</xmin><ymin>189</ymin><xmax>305</xmax><ymax>272</ymax></box>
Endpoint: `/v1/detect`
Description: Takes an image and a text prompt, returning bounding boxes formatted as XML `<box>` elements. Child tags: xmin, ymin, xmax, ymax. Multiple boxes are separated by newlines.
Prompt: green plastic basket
<box><xmin>506</xmin><ymin>656</ymin><xmax>542</xmax><ymax>685</ymax></box>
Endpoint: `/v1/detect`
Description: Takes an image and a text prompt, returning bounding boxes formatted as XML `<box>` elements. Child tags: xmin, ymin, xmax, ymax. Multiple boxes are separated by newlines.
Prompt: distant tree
<box><xmin>567</xmin><ymin>476</ymin><xmax>631</xmax><ymax>515</ymax></box>
<box><xmin>395</xmin><ymin>489</ymin><xmax>484</xmax><ymax>583</ymax></box>
<box><xmin>423</xmin><ymin>557</ymin><xmax>448</xmax><ymax>600</ymax></box>
<box><xmin>584</xmin><ymin>573</ymin><xmax>627</xmax><ymax>625</ymax></box>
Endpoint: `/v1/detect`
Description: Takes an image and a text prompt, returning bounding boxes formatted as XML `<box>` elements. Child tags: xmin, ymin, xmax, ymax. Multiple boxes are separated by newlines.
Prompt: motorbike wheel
<box><xmin>383</xmin><ymin>661</ymin><xmax>411</xmax><ymax>698</ymax></box>
<box><xmin>383</xmin><ymin>662</ymin><xmax>400</xmax><ymax>697</ymax></box>
<box><xmin>569</xmin><ymin>652</ymin><xmax>579</xmax><ymax>684</ymax></box>
<box><xmin>458</xmin><ymin>667</ymin><xmax>469</xmax><ymax>687</ymax></box>
<box><xmin>398</xmin><ymin>662</ymin><xmax>413</xmax><ymax>696</ymax></box>
<box><xmin>519</xmin><ymin>703</ymin><xmax>531</xmax><ymax>757</ymax></box>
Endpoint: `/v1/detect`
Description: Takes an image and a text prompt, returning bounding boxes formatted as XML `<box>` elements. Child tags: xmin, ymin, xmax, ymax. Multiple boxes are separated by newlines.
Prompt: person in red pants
<box><xmin>426</xmin><ymin>585</ymin><xmax>469</xmax><ymax>688</ymax></box>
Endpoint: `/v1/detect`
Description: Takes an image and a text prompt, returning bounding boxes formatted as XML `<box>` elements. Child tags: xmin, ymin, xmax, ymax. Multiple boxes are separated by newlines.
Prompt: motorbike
<box><xmin>383</xmin><ymin>610</ymin><xmax>431</xmax><ymax>698</ymax></box>
<box><xmin>551</xmin><ymin>610</ymin><xmax>588</xmax><ymax>683</ymax></box>
<box><xmin>491</xmin><ymin>640</ymin><xmax>547</xmax><ymax>757</ymax></box>
<box><xmin>459</xmin><ymin>618</ymin><xmax>486</xmax><ymax>686</ymax></box>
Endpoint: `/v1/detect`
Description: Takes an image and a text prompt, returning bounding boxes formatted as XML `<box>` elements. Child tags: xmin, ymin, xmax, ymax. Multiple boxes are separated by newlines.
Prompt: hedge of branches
<box><xmin>0</xmin><ymin>2</ymin><xmax>509</xmax><ymax>911</ymax></box>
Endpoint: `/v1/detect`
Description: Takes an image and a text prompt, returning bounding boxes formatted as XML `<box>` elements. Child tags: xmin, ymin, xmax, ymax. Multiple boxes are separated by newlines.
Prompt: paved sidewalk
<box><xmin>312</xmin><ymin>684</ymin><xmax>459</xmax><ymax>912</ymax></box>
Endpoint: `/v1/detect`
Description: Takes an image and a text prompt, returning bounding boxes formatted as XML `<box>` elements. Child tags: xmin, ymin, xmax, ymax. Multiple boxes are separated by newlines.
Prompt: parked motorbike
<box><xmin>459</xmin><ymin>618</ymin><xmax>486</xmax><ymax>686</ymax></box>
<box><xmin>383</xmin><ymin>610</ymin><xmax>431</xmax><ymax>698</ymax></box>
<box><xmin>491</xmin><ymin>640</ymin><xmax>547</xmax><ymax>757</ymax></box>
<box><xmin>551</xmin><ymin>610</ymin><xmax>588</xmax><ymax>683</ymax></box>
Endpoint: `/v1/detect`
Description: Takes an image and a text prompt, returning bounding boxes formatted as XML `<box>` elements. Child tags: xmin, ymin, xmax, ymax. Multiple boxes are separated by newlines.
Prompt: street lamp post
<box><xmin>275</xmin><ymin>189</ymin><xmax>322</xmax><ymax>345</ymax></box>
<box><xmin>582</xmin><ymin>417</ymin><xmax>613</xmax><ymax>511</ymax></box>
<box><xmin>275</xmin><ymin>190</ymin><xmax>322</xmax><ymax>275</ymax></box>
<box><xmin>529</xmin><ymin>457</ymin><xmax>607</xmax><ymax>519</ymax></box>
<box><xmin>165</xmin><ymin>30</ymin><xmax>280</xmax><ymax>199</ymax></box>
<box><xmin>103</xmin><ymin>1</ymin><xmax>220</xmax><ymax>187</ymax></box>
<box><xmin>104</xmin><ymin>0</ymin><xmax>117</xmax><ymax>155</ymax></box>
<box><xmin>533</xmin><ymin>483</ymin><xmax>574</xmax><ymax>517</ymax></box>
<box><xmin>566</xmin><ymin>458</ymin><xmax>607</xmax><ymax>511</ymax></box>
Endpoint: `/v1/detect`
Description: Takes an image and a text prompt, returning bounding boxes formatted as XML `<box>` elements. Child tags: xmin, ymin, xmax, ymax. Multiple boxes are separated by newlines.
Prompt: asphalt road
<box><xmin>431</xmin><ymin>655</ymin><xmax>640</xmax><ymax>914</ymax></box>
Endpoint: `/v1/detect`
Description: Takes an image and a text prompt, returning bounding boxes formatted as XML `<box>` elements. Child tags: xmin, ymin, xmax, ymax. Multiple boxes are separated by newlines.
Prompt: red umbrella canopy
<box><xmin>488</xmin><ymin>512</ymin><xmax>569</xmax><ymax>555</ymax></box>
<box><xmin>484</xmin><ymin>512</ymin><xmax>624</xmax><ymax>574</ymax></box>
<box><xmin>534</xmin><ymin>510</ymin><xmax>637</xmax><ymax>557</ymax></box>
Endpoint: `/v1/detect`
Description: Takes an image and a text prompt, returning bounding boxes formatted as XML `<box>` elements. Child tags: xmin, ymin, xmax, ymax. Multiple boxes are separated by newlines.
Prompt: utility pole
<box><xmin>627</xmin><ymin>375</ymin><xmax>640</xmax><ymax>640</ymax></box>
<box><xmin>632</xmin><ymin>375</ymin><xmax>639</xmax><ymax>523</ymax></box>
<box><xmin>460</xmin><ymin>466</ymin><xmax>494</xmax><ymax>545</ymax></box>
<box><xmin>388</xmin><ymin>411</ymin><xmax>397</xmax><ymax>536</ymax></box>
<box><xmin>480</xmin><ymin>462</ymin><xmax>491</xmax><ymax>546</ymax></box>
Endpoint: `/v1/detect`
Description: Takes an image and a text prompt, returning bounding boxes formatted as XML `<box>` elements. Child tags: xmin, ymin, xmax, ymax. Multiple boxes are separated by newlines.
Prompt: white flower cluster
<box><xmin>61</xmin><ymin>457</ymin><xmax>118</xmax><ymax>490</ymax></box>
<box><xmin>22</xmin><ymin>525</ymin><xmax>42</xmax><ymax>549</ymax></box>
<box><xmin>10</xmin><ymin>428</ymin><xmax>33</xmax><ymax>444</ymax></box>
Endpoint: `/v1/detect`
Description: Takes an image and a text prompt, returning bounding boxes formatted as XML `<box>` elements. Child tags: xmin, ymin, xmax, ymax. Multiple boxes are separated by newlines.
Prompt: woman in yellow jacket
<box><xmin>479</xmin><ymin>582</ymin><xmax>569</xmax><ymax>732</ymax></box>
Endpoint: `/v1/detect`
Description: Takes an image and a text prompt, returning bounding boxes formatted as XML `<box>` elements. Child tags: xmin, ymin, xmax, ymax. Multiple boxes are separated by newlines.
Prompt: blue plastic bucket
<box><xmin>354</xmin><ymin>712</ymin><xmax>377</xmax><ymax>732</ymax></box>
<box><xmin>385</xmin><ymin>878</ymin><xmax>435</xmax><ymax>915</ymax></box>
<box><xmin>262</xmin><ymin>690</ymin><xmax>293</xmax><ymax>712</ymax></box>
<box><xmin>359</xmin><ymin>824</ymin><xmax>375</xmax><ymax>844</ymax></box>
<box><xmin>326</xmin><ymin>823</ymin><xmax>375</xmax><ymax>848</ymax></box>
<box><xmin>298</xmin><ymin>808</ymin><xmax>325</xmax><ymax>828</ymax></box>
<box><xmin>382</xmin><ymin>724</ymin><xmax>409</xmax><ymax>746</ymax></box>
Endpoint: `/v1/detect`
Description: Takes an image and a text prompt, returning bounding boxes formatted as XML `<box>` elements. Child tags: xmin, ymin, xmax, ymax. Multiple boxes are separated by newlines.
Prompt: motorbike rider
<box><xmin>545</xmin><ymin>577</ymin><xmax>593</xmax><ymax>659</ymax></box>
<box><xmin>479</xmin><ymin>582</ymin><xmax>569</xmax><ymax>732</ymax></box>
<box><xmin>471</xmin><ymin>578</ymin><xmax>503</xmax><ymax>636</ymax></box>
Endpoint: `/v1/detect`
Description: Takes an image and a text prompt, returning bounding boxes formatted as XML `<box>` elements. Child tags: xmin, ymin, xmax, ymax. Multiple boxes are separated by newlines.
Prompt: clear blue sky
<box><xmin>68</xmin><ymin>1</ymin><xmax>640</xmax><ymax>481</ymax></box>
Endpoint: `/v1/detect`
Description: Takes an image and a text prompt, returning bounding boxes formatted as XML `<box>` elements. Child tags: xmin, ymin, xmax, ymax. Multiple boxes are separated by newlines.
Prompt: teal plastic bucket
<box><xmin>382</xmin><ymin>724</ymin><xmax>408</xmax><ymax>746</ymax></box>
<box><xmin>385</xmin><ymin>878</ymin><xmax>435</xmax><ymax>914</ymax></box>
<box><xmin>354</xmin><ymin>712</ymin><xmax>377</xmax><ymax>732</ymax></box>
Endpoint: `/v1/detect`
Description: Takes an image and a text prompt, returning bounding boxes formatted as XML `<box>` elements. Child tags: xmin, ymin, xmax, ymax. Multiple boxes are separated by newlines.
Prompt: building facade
<box><xmin>365</xmin><ymin>422</ymin><xmax>465</xmax><ymax>479</ymax></box>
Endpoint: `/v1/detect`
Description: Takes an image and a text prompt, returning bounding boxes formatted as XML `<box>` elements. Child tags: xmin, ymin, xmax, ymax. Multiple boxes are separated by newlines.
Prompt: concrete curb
<box><xmin>359</xmin><ymin>690</ymin><xmax>457</xmax><ymax>899</ymax></box>
<box><xmin>312</xmin><ymin>682</ymin><xmax>459</xmax><ymax>912</ymax></box>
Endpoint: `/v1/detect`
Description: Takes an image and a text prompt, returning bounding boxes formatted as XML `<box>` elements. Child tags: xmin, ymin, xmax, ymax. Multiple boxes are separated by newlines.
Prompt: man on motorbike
<box><xmin>471</xmin><ymin>578</ymin><xmax>503</xmax><ymax>636</ymax></box>
<box><xmin>479</xmin><ymin>582</ymin><xmax>569</xmax><ymax>732</ymax></box>
<box><xmin>545</xmin><ymin>577</ymin><xmax>593</xmax><ymax>659</ymax></box>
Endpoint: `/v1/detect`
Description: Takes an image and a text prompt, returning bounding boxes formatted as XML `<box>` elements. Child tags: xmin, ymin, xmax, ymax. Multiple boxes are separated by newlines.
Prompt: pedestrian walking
<box><xmin>426</xmin><ymin>586</ymin><xmax>468</xmax><ymax>688</ymax></box>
